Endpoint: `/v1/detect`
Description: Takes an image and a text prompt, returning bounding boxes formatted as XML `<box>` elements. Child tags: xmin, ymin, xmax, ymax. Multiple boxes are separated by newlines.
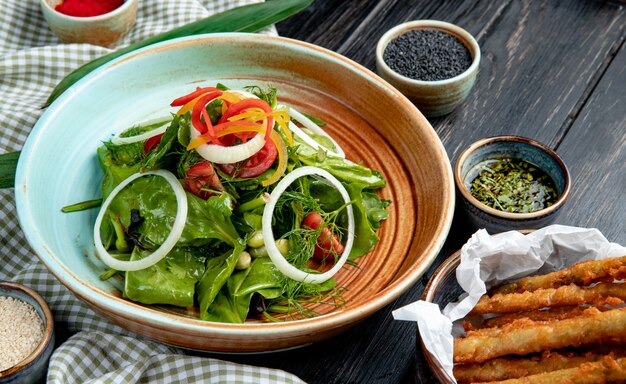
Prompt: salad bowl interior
<box><xmin>16</xmin><ymin>33</ymin><xmax>454</xmax><ymax>352</ymax></box>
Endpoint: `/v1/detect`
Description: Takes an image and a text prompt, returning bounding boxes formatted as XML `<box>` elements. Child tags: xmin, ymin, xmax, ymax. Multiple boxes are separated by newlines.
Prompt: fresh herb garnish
<box><xmin>469</xmin><ymin>158</ymin><xmax>558</xmax><ymax>213</ymax></box>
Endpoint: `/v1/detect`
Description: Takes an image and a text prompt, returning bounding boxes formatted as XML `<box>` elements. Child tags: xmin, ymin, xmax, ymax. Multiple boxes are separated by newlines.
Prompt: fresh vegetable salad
<box><xmin>87</xmin><ymin>84</ymin><xmax>390</xmax><ymax>323</ymax></box>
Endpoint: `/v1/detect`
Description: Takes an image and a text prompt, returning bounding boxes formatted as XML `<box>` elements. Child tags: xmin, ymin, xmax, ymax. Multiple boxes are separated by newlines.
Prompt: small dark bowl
<box><xmin>0</xmin><ymin>282</ymin><xmax>55</xmax><ymax>384</ymax></box>
<box><xmin>454</xmin><ymin>136</ymin><xmax>570</xmax><ymax>233</ymax></box>
<box><xmin>376</xmin><ymin>20</ymin><xmax>481</xmax><ymax>117</ymax></box>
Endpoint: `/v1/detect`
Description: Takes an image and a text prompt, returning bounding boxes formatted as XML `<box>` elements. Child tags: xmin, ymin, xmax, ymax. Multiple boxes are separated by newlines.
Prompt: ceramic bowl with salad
<box><xmin>16</xmin><ymin>33</ymin><xmax>455</xmax><ymax>352</ymax></box>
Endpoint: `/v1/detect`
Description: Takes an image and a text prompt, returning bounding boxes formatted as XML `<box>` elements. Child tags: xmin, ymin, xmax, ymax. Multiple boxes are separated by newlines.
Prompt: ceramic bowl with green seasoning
<box><xmin>454</xmin><ymin>136</ymin><xmax>571</xmax><ymax>233</ymax></box>
<box><xmin>15</xmin><ymin>33</ymin><xmax>455</xmax><ymax>352</ymax></box>
<box><xmin>375</xmin><ymin>20</ymin><xmax>480</xmax><ymax>117</ymax></box>
<box><xmin>0</xmin><ymin>282</ymin><xmax>55</xmax><ymax>384</ymax></box>
<box><xmin>40</xmin><ymin>0</ymin><xmax>138</xmax><ymax>47</ymax></box>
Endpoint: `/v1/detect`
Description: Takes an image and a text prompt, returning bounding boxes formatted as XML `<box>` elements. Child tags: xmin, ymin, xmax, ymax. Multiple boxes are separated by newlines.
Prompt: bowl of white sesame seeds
<box><xmin>0</xmin><ymin>282</ymin><xmax>55</xmax><ymax>384</ymax></box>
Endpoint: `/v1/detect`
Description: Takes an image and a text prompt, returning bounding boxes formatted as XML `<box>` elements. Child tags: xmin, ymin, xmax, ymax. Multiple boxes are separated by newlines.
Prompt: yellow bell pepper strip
<box><xmin>229</xmin><ymin>108</ymin><xmax>293</xmax><ymax>146</ymax></box>
<box><xmin>219</xmin><ymin>99</ymin><xmax>274</xmax><ymax>141</ymax></box>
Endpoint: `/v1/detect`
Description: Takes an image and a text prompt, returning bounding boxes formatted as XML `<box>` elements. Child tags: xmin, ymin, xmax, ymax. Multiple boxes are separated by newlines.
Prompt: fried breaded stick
<box><xmin>492</xmin><ymin>255</ymin><xmax>626</xmax><ymax>294</ymax></box>
<box><xmin>470</xmin><ymin>282</ymin><xmax>626</xmax><ymax>315</ymax></box>
<box><xmin>471</xmin><ymin>356</ymin><xmax>626</xmax><ymax>384</ymax></box>
<box><xmin>454</xmin><ymin>308</ymin><xmax>626</xmax><ymax>364</ymax></box>
<box><xmin>454</xmin><ymin>351</ymin><xmax>607</xmax><ymax>383</ymax></box>
<box><xmin>480</xmin><ymin>306</ymin><xmax>607</xmax><ymax>328</ymax></box>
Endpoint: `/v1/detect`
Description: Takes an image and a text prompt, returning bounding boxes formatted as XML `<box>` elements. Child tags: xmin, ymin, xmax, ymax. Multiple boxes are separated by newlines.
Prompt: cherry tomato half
<box><xmin>143</xmin><ymin>133</ymin><xmax>164</xmax><ymax>153</ymax></box>
<box><xmin>217</xmin><ymin>138</ymin><xmax>278</xmax><ymax>178</ymax></box>
<box><xmin>302</xmin><ymin>211</ymin><xmax>345</xmax><ymax>261</ymax></box>
<box><xmin>184</xmin><ymin>161</ymin><xmax>225</xmax><ymax>200</ymax></box>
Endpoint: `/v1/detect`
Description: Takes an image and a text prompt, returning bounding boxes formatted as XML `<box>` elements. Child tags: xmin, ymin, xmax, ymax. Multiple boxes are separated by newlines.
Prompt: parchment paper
<box><xmin>393</xmin><ymin>225</ymin><xmax>626</xmax><ymax>383</ymax></box>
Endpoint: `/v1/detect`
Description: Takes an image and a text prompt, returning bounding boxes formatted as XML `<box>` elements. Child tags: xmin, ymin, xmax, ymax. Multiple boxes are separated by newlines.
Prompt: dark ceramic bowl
<box><xmin>454</xmin><ymin>136</ymin><xmax>570</xmax><ymax>233</ymax></box>
<box><xmin>0</xmin><ymin>282</ymin><xmax>55</xmax><ymax>384</ymax></box>
<box><xmin>375</xmin><ymin>20</ymin><xmax>481</xmax><ymax>117</ymax></box>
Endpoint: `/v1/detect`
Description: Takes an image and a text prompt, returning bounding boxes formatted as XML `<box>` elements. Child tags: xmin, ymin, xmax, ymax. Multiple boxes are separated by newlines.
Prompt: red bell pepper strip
<box><xmin>219</xmin><ymin>99</ymin><xmax>274</xmax><ymax>141</ymax></box>
<box><xmin>143</xmin><ymin>133</ymin><xmax>164</xmax><ymax>153</ymax></box>
<box><xmin>170</xmin><ymin>86</ymin><xmax>220</xmax><ymax>107</ymax></box>
<box><xmin>191</xmin><ymin>91</ymin><xmax>223</xmax><ymax>143</ymax></box>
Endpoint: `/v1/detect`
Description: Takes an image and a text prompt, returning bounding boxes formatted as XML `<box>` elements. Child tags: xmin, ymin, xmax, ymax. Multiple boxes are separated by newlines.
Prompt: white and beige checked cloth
<box><xmin>0</xmin><ymin>1</ymin><xmax>305</xmax><ymax>382</ymax></box>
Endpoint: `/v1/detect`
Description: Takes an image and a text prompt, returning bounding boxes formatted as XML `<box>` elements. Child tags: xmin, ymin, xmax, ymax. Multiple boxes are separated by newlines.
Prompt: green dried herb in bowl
<box><xmin>469</xmin><ymin>158</ymin><xmax>558</xmax><ymax>213</ymax></box>
<box><xmin>454</xmin><ymin>135</ymin><xmax>571</xmax><ymax>233</ymax></box>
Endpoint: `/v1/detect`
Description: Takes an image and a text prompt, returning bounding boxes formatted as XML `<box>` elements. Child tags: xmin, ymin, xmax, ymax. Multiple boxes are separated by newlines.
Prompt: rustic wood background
<box><xmin>208</xmin><ymin>1</ymin><xmax>625</xmax><ymax>383</ymax></box>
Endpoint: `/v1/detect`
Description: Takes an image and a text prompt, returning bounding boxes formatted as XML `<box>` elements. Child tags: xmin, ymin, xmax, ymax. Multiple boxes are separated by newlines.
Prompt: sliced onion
<box><xmin>190</xmin><ymin>123</ymin><xmax>266</xmax><ymax>164</ymax></box>
<box><xmin>262</xmin><ymin>166</ymin><xmax>355</xmax><ymax>284</ymax></box>
<box><xmin>111</xmin><ymin>117</ymin><xmax>171</xmax><ymax>145</ymax></box>
<box><xmin>287</xmin><ymin>106</ymin><xmax>345</xmax><ymax>158</ymax></box>
<box><xmin>93</xmin><ymin>170</ymin><xmax>188</xmax><ymax>272</ymax></box>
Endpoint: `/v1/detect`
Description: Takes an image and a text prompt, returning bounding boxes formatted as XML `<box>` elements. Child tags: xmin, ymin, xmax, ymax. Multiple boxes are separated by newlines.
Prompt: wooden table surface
<box><xmin>208</xmin><ymin>1</ymin><xmax>626</xmax><ymax>383</ymax></box>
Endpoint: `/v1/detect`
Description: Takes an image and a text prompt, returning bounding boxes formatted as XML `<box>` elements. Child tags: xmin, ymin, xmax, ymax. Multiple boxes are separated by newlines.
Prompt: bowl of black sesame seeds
<box><xmin>0</xmin><ymin>282</ymin><xmax>55</xmax><ymax>384</ymax></box>
<box><xmin>376</xmin><ymin>20</ymin><xmax>480</xmax><ymax>117</ymax></box>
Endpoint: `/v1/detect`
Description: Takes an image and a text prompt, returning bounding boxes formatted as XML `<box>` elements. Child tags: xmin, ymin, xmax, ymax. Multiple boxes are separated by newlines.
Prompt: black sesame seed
<box><xmin>383</xmin><ymin>29</ymin><xmax>472</xmax><ymax>81</ymax></box>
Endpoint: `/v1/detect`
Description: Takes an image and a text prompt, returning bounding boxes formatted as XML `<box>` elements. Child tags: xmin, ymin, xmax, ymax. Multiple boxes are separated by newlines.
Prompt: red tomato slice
<box><xmin>143</xmin><ymin>133</ymin><xmax>164</xmax><ymax>153</ymax></box>
<box><xmin>302</xmin><ymin>211</ymin><xmax>345</xmax><ymax>261</ymax></box>
<box><xmin>184</xmin><ymin>161</ymin><xmax>225</xmax><ymax>200</ymax></box>
<box><xmin>217</xmin><ymin>138</ymin><xmax>277</xmax><ymax>178</ymax></box>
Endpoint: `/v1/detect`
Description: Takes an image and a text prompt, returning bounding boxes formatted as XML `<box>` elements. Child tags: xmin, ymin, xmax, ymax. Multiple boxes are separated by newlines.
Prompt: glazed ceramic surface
<box><xmin>376</xmin><ymin>20</ymin><xmax>480</xmax><ymax>117</ymax></box>
<box><xmin>0</xmin><ymin>282</ymin><xmax>55</xmax><ymax>383</ymax></box>
<box><xmin>41</xmin><ymin>0</ymin><xmax>137</xmax><ymax>47</ymax></box>
<box><xmin>454</xmin><ymin>136</ymin><xmax>570</xmax><ymax>233</ymax></box>
<box><xmin>16</xmin><ymin>33</ymin><xmax>454</xmax><ymax>352</ymax></box>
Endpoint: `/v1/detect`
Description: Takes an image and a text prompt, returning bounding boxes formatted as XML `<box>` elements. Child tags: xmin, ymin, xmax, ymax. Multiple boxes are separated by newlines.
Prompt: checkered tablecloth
<box><xmin>0</xmin><ymin>1</ymin><xmax>304</xmax><ymax>383</ymax></box>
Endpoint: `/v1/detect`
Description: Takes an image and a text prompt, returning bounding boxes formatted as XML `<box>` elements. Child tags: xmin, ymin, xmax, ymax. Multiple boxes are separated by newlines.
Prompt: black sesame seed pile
<box><xmin>383</xmin><ymin>29</ymin><xmax>472</xmax><ymax>81</ymax></box>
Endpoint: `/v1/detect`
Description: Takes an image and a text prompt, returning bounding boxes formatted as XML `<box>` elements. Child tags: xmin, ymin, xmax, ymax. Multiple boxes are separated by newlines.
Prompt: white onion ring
<box><xmin>93</xmin><ymin>170</ymin><xmax>188</xmax><ymax>271</ymax></box>
<box><xmin>111</xmin><ymin>117</ymin><xmax>171</xmax><ymax>145</ymax></box>
<box><xmin>287</xmin><ymin>106</ymin><xmax>345</xmax><ymax>158</ymax></box>
<box><xmin>190</xmin><ymin>125</ymin><xmax>266</xmax><ymax>164</ymax></box>
<box><xmin>262</xmin><ymin>166</ymin><xmax>354</xmax><ymax>284</ymax></box>
<box><xmin>189</xmin><ymin>89</ymin><xmax>267</xmax><ymax>164</ymax></box>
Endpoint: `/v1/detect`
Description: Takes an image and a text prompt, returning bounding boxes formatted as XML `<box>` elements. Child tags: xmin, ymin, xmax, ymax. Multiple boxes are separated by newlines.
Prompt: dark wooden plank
<box><xmin>554</xmin><ymin>40</ymin><xmax>626</xmax><ymax>244</ymax></box>
<box><xmin>275</xmin><ymin>0</ymin><xmax>381</xmax><ymax>51</ymax></box>
<box><xmin>334</xmin><ymin>0</ymin><xmax>625</xmax><ymax>157</ymax></box>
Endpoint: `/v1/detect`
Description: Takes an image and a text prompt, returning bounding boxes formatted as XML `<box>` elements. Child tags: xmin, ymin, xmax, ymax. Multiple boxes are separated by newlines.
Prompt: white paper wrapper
<box><xmin>393</xmin><ymin>225</ymin><xmax>626</xmax><ymax>383</ymax></box>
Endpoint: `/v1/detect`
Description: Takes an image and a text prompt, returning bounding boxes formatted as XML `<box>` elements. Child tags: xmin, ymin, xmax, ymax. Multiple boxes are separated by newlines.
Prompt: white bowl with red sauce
<box><xmin>40</xmin><ymin>0</ymin><xmax>137</xmax><ymax>47</ymax></box>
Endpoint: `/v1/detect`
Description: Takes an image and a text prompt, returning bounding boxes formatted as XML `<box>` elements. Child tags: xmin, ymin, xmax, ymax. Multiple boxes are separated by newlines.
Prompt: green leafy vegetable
<box><xmin>124</xmin><ymin>246</ymin><xmax>206</xmax><ymax>307</ymax></box>
<box><xmin>202</xmin><ymin>258</ymin><xmax>282</xmax><ymax>323</ymax></box>
<box><xmin>295</xmin><ymin>144</ymin><xmax>386</xmax><ymax>189</ymax></box>
<box><xmin>197</xmin><ymin>241</ymin><xmax>246</xmax><ymax>318</ymax></box>
<box><xmin>84</xmin><ymin>83</ymin><xmax>390</xmax><ymax>323</ymax></box>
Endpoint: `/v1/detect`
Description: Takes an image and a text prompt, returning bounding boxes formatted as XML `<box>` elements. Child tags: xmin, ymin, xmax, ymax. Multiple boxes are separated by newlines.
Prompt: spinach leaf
<box><xmin>295</xmin><ymin>144</ymin><xmax>385</xmax><ymax>189</ymax></box>
<box><xmin>124</xmin><ymin>246</ymin><xmax>206</xmax><ymax>307</ymax></box>
<box><xmin>362</xmin><ymin>191</ymin><xmax>391</xmax><ymax>230</ymax></box>
<box><xmin>202</xmin><ymin>258</ymin><xmax>282</xmax><ymax>323</ymax></box>
<box><xmin>345</xmin><ymin>183</ymin><xmax>385</xmax><ymax>260</ymax></box>
<box><xmin>97</xmin><ymin>145</ymin><xmax>142</xmax><ymax>199</ymax></box>
<box><xmin>197</xmin><ymin>240</ymin><xmax>246</xmax><ymax>319</ymax></box>
<box><xmin>104</xmin><ymin>175</ymin><xmax>240</xmax><ymax>248</ymax></box>
<box><xmin>142</xmin><ymin>115</ymin><xmax>181</xmax><ymax>171</ymax></box>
